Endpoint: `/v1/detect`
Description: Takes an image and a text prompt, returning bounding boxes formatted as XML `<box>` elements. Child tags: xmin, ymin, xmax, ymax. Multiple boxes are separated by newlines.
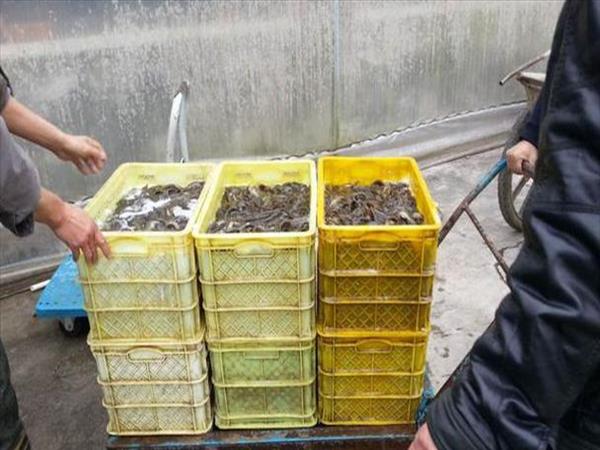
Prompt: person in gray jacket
<box><xmin>0</xmin><ymin>70</ymin><xmax>110</xmax><ymax>450</ymax></box>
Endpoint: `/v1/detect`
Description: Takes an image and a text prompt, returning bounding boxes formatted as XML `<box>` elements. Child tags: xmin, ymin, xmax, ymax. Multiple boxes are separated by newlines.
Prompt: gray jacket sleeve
<box><xmin>0</xmin><ymin>80</ymin><xmax>41</xmax><ymax>237</ymax></box>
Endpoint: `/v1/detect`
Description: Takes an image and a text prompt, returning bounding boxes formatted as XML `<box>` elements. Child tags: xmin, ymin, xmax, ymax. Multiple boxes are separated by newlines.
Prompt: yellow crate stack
<box><xmin>193</xmin><ymin>160</ymin><xmax>318</xmax><ymax>429</ymax></box>
<box><xmin>317</xmin><ymin>157</ymin><xmax>441</xmax><ymax>425</ymax></box>
<box><xmin>79</xmin><ymin>163</ymin><xmax>214</xmax><ymax>435</ymax></box>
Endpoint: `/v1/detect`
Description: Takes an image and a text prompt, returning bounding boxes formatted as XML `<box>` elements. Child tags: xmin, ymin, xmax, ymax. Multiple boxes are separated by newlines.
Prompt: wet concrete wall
<box><xmin>0</xmin><ymin>0</ymin><xmax>561</xmax><ymax>269</ymax></box>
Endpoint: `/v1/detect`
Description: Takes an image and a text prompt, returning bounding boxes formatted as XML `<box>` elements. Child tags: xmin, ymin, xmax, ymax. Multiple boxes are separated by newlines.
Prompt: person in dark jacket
<box><xmin>411</xmin><ymin>1</ymin><xmax>600</xmax><ymax>449</ymax></box>
<box><xmin>0</xmin><ymin>71</ymin><xmax>110</xmax><ymax>450</ymax></box>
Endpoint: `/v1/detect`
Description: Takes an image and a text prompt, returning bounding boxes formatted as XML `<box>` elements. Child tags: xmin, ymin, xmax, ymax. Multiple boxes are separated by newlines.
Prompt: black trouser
<box><xmin>0</xmin><ymin>339</ymin><xmax>29</xmax><ymax>450</ymax></box>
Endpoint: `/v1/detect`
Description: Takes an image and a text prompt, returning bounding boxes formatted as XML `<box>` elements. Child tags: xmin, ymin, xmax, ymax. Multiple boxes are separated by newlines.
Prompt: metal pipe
<box><xmin>438</xmin><ymin>158</ymin><xmax>507</xmax><ymax>244</ymax></box>
<box><xmin>499</xmin><ymin>50</ymin><xmax>550</xmax><ymax>86</ymax></box>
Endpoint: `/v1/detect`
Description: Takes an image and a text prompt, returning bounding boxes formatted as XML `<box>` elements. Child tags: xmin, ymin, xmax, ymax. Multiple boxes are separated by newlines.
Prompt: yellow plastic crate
<box><xmin>86</xmin><ymin>281</ymin><xmax>202</xmax><ymax>343</ymax></box>
<box><xmin>318</xmin><ymin>157</ymin><xmax>440</xmax><ymax>276</ymax></box>
<box><xmin>81</xmin><ymin>162</ymin><xmax>215</xmax><ymax>283</ymax></box>
<box><xmin>318</xmin><ymin>392</ymin><xmax>421</xmax><ymax>425</ymax></box>
<box><xmin>79</xmin><ymin>162</ymin><xmax>214</xmax><ymax>344</ymax></box>
<box><xmin>104</xmin><ymin>397</ymin><xmax>212</xmax><ymax>435</ymax></box>
<box><xmin>319</xmin><ymin>272</ymin><xmax>434</xmax><ymax>301</ymax></box>
<box><xmin>89</xmin><ymin>337</ymin><xmax>208</xmax><ymax>383</ymax></box>
<box><xmin>100</xmin><ymin>373</ymin><xmax>209</xmax><ymax>408</ymax></box>
<box><xmin>193</xmin><ymin>160</ymin><xmax>317</xmax><ymax>341</ymax></box>
<box><xmin>208</xmin><ymin>337</ymin><xmax>315</xmax><ymax>384</ymax></box>
<box><xmin>318</xmin><ymin>329</ymin><xmax>428</xmax><ymax>373</ymax></box>
<box><xmin>318</xmin><ymin>297</ymin><xmax>431</xmax><ymax>334</ymax></box>
<box><xmin>317</xmin><ymin>157</ymin><xmax>440</xmax><ymax>334</ymax></box>
<box><xmin>90</xmin><ymin>337</ymin><xmax>212</xmax><ymax>435</ymax></box>
<box><xmin>203</xmin><ymin>302</ymin><xmax>315</xmax><ymax>340</ymax></box>
<box><xmin>319</xmin><ymin>369</ymin><xmax>425</xmax><ymax>397</ymax></box>
<box><xmin>213</xmin><ymin>380</ymin><xmax>317</xmax><ymax>429</ymax></box>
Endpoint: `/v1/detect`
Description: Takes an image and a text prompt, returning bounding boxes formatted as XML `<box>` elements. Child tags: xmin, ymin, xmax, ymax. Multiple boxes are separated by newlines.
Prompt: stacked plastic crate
<box><xmin>79</xmin><ymin>163</ymin><xmax>214</xmax><ymax>435</ymax></box>
<box><xmin>317</xmin><ymin>157</ymin><xmax>441</xmax><ymax>425</ymax></box>
<box><xmin>193</xmin><ymin>160</ymin><xmax>318</xmax><ymax>429</ymax></box>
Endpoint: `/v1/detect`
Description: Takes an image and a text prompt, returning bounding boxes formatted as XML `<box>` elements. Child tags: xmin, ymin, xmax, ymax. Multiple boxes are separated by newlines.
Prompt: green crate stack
<box><xmin>193</xmin><ymin>160</ymin><xmax>318</xmax><ymax>429</ymax></box>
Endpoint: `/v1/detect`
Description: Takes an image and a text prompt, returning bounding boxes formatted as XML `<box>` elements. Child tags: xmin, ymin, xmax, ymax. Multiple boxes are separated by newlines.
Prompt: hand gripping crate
<box><xmin>89</xmin><ymin>337</ymin><xmax>212</xmax><ymax>435</ymax></box>
<box><xmin>317</xmin><ymin>157</ymin><xmax>441</xmax><ymax>334</ymax></box>
<box><xmin>79</xmin><ymin>163</ymin><xmax>214</xmax><ymax>343</ymax></box>
<box><xmin>193</xmin><ymin>160</ymin><xmax>317</xmax><ymax>341</ymax></box>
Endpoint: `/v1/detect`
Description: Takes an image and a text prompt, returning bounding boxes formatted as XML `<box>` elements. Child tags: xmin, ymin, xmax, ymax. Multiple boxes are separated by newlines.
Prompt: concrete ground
<box><xmin>0</xmin><ymin>149</ymin><xmax>523</xmax><ymax>449</ymax></box>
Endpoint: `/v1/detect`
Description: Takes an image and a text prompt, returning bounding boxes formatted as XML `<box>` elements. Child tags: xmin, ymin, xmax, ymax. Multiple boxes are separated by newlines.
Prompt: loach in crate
<box><xmin>325</xmin><ymin>181</ymin><xmax>423</xmax><ymax>226</ymax></box>
<box><xmin>207</xmin><ymin>182</ymin><xmax>310</xmax><ymax>233</ymax></box>
<box><xmin>101</xmin><ymin>181</ymin><xmax>205</xmax><ymax>232</ymax></box>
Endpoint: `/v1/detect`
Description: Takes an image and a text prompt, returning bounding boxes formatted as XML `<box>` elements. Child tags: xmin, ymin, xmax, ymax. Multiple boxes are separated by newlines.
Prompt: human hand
<box><xmin>506</xmin><ymin>140</ymin><xmax>538</xmax><ymax>176</ymax></box>
<box><xmin>53</xmin><ymin>203</ymin><xmax>111</xmax><ymax>264</ymax></box>
<box><xmin>409</xmin><ymin>423</ymin><xmax>438</xmax><ymax>450</ymax></box>
<box><xmin>56</xmin><ymin>134</ymin><xmax>107</xmax><ymax>175</ymax></box>
<box><xmin>35</xmin><ymin>189</ymin><xmax>111</xmax><ymax>264</ymax></box>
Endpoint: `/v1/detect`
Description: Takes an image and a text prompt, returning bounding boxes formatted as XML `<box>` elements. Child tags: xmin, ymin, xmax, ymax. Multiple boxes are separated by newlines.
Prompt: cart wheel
<box><xmin>58</xmin><ymin>317</ymin><xmax>89</xmax><ymax>337</ymax></box>
<box><xmin>497</xmin><ymin>110</ymin><xmax>534</xmax><ymax>232</ymax></box>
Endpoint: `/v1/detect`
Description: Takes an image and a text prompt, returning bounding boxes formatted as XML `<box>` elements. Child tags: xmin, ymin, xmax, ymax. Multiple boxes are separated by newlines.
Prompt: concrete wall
<box><xmin>0</xmin><ymin>0</ymin><xmax>562</xmax><ymax>270</ymax></box>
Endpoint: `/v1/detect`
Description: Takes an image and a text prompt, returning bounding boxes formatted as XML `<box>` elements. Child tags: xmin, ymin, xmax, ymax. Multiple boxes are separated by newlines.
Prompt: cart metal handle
<box><xmin>499</xmin><ymin>50</ymin><xmax>550</xmax><ymax>86</ymax></box>
<box><xmin>166</xmin><ymin>81</ymin><xmax>189</xmax><ymax>163</ymax></box>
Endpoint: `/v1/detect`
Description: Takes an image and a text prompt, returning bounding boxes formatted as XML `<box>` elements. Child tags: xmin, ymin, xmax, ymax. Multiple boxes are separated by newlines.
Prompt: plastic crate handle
<box><xmin>126</xmin><ymin>348</ymin><xmax>166</xmax><ymax>363</ymax></box>
<box><xmin>233</xmin><ymin>242</ymin><xmax>275</xmax><ymax>258</ymax></box>
<box><xmin>358</xmin><ymin>240</ymin><xmax>400</xmax><ymax>251</ymax></box>
<box><xmin>107</xmin><ymin>236</ymin><xmax>150</xmax><ymax>255</ymax></box>
<box><xmin>243</xmin><ymin>351</ymin><xmax>280</xmax><ymax>360</ymax></box>
<box><xmin>355</xmin><ymin>340</ymin><xmax>394</xmax><ymax>354</ymax></box>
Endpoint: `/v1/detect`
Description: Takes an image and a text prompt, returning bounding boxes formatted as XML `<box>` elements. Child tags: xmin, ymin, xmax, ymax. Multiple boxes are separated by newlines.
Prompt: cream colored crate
<box><xmin>86</xmin><ymin>280</ymin><xmax>202</xmax><ymax>343</ymax></box>
<box><xmin>80</xmin><ymin>163</ymin><xmax>215</xmax><ymax>284</ymax></box>
<box><xmin>79</xmin><ymin>163</ymin><xmax>213</xmax><ymax>344</ymax></box>
<box><xmin>101</xmin><ymin>374</ymin><xmax>209</xmax><ymax>408</ymax></box>
<box><xmin>91</xmin><ymin>338</ymin><xmax>212</xmax><ymax>435</ymax></box>
<box><xmin>104</xmin><ymin>398</ymin><xmax>212</xmax><ymax>435</ymax></box>
<box><xmin>92</xmin><ymin>339</ymin><xmax>210</xmax><ymax>405</ymax></box>
<box><xmin>90</xmin><ymin>338</ymin><xmax>208</xmax><ymax>382</ymax></box>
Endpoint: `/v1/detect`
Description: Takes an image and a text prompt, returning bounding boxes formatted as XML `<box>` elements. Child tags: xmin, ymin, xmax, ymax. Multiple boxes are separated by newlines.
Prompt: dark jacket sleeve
<box><xmin>427</xmin><ymin>1</ymin><xmax>600</xmax><ymax>449</ymax></box>
<box><xmin>0</xmin><ymin>75</ymin><xmax>41</xmax><ymax>237</ymax></box>
<box><xmin>519</xmin><ymin>97</ymin><xmax>542</xmax><ymax>147</ymax></box>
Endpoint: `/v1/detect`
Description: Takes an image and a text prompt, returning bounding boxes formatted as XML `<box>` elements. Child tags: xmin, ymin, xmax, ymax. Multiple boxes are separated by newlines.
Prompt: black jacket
<box><xmin>427</xmin><ymin>1</ymin><xmax>600</xmax><ymax>449</ymax></box>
